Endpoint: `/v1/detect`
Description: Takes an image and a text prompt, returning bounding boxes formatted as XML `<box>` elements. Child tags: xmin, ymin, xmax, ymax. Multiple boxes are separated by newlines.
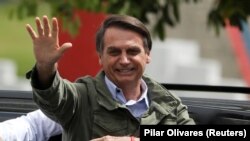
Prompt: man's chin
<box><xmin>116</xmin><ymin>78</ymin><xmax>136</xmax><ymax>85</ymax></box>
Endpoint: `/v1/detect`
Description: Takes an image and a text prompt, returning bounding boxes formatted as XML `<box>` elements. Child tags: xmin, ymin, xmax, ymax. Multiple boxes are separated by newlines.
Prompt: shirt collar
<box><xmin>104</xmin><ymin>76</ymin><xmax>149</xmax><ymax>108</ymax></box>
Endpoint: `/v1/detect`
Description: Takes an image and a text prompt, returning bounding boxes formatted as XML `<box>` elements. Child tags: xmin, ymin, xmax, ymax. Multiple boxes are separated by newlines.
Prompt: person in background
<box><xmin>0</xmin><ymin>109</ymin><xmax>62</xmax><ymax>141</ymax></box>
<box><xmin>24</xmin><ymin>14</ymin><xmax>195</xmax><ymax>141</ymax></box>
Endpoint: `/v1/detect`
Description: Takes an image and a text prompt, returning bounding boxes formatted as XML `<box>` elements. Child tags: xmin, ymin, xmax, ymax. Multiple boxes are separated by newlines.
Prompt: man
<box><xmin>26</xmin><ymin>14</ymin><xmax>195</xmax><ymax>141</ymax></box>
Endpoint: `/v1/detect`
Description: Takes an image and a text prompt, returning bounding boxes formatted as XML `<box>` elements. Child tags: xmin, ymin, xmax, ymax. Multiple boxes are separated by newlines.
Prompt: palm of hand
<box><xmin>33</xmin><ymin>34</ymin><xmax>60</xmax><ymax>65</ymax></box>
<box><xmin>26</xmin><ymin>16</ymin><xmax>72</xmax><ymax>66</ymax></box>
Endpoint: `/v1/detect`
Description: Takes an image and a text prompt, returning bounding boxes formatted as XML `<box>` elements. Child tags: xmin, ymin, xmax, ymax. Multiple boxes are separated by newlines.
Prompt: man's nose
<box><xmin>119</xmin><ymin>54</ymin><xmax>130</xmax><ymax>64</ymax></box>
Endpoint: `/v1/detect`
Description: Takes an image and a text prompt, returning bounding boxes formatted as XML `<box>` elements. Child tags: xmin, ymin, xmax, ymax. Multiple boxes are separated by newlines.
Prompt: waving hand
<box><xmin>26</xmin><ymin>15</ymin><xmax>72</xmax><ymax>67</ymax></box>
<box><xmin>26</xmin><ymin>15</ymin><xmax>72</xmax><ymax>87</ymax></box>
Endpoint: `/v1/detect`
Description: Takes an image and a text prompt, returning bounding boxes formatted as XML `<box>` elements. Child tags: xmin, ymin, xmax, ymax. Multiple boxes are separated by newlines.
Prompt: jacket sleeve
<box><xmin>176</xmin><ymin>102</ymin><xmax>195</xmax><ymax>125</ymax></box>
<box><xmin>30</xmin><ymin>69</ymin><xmax>88</xmax><ymax>129</ymax></box>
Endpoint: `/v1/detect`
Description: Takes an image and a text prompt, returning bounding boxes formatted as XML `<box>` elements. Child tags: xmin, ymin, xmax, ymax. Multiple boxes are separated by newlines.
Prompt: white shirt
<box><xmin>0</xmin><ymin>110</ymin><xmax>62</xmax><ymax>141</ymax></box>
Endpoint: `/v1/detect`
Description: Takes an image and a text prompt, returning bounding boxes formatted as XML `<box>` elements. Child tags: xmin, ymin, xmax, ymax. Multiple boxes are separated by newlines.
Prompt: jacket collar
<box><xmin>93</xmin><ymin>71</ymin><xmax>179</xmax><ymax>120</ymax></box>
<box><xmin>94</xmin><ymin>71</ymin><xmax>124</xmax><ymax>110</ymax></box>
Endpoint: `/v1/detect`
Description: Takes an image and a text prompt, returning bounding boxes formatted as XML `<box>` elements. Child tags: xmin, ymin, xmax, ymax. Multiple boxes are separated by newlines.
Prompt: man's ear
<box><xmin>98</xmin><ymin>54</ymin><xmax>102</xmax><ymax>65</ymax></box>
<box><xmin>146</xmin><ymin>52</ymin><xmax>151</xmax><ymax>64</ymax></box>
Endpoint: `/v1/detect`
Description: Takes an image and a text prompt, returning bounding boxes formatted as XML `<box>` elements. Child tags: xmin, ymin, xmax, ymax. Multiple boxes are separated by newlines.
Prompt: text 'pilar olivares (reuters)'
<box><xmin>140</xmin><ymin>125</ymin><xmax>249</xmax><ymax>141</ymax></box>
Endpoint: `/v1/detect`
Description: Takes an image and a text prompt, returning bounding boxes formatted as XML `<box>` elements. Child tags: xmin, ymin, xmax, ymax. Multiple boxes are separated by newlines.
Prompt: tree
<box><xmin>208</xmin><ymin>0</ymin><xmax>250</xmax><ymax>34</ymax></box>
<box><xmin>10</xmin><ymin>0</ymin><xmax>250</xmax><ymax>39</ymax></box>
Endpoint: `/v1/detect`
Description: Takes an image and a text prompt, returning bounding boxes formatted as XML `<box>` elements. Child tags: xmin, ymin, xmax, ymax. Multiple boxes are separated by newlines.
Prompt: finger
<box><xmin>51</xmin><ymin>17</ymin><xmax>58</xmax><ymax>39</ymax></box>
<box><xmin>35</xmin><ymin>17</ymin><xmax>44</xmax><ymax>36</ymax></box>
<box><xmin>43</xmin><ymin>15</ymin><xmax>51</xmax><ymax>36</ymax></box>
<box><xmin>26</xmin><ymin>24</ymin><xmax>37</xmax><ymax>40</ymax></box>
<box><xmin>59</xmin><ymin>42</ymin><xmax>72</xmax><ymax>54</ymax></box>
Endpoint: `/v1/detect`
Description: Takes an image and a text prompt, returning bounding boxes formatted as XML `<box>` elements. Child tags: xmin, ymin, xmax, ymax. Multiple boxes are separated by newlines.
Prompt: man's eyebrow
<box><xmin>106</xmin><ymin>46</ymin><xmax>119</xmax><ymax>51</ymax></box>
<box><xmin>127</xmin><ymin>47</ymin><xmax>141</xmax><ymax>50</ymax></box>
<box><xmin>107</xmin><ymin>46</ymin><xmax>117</xmax><ymax>50</ymax></box>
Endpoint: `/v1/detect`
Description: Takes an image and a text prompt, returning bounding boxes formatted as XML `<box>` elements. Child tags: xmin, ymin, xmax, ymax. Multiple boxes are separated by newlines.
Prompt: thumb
<box><xmin>59</xmin><ymin>42</ymin><xmax>72</xmax><ymax>54</ymax></box>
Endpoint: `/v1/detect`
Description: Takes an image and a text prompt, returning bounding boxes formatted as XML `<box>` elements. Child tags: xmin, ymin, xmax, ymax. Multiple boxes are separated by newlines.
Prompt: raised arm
<box><xmin>26</xmin><ymin>15</ymin><xmax>72</xmax><ymax>88</ymax></box>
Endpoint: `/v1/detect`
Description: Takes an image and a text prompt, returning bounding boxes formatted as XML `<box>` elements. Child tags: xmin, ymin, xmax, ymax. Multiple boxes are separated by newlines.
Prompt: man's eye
<box><xmin>108</xmin><ymin>50</ymin><xmax>120</xmax><ymax>56</ymax></box>
<box><xmin>128</xmin><ymin>49</ymin><xmax>140</xmax><ymax>55</ymax></box>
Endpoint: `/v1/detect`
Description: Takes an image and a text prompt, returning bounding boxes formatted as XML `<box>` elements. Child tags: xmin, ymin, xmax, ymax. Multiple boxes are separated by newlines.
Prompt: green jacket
<box><xmin>31</xmin><ymin>70</ymin><xmax>195</xmax><ymax>141</ymax></box>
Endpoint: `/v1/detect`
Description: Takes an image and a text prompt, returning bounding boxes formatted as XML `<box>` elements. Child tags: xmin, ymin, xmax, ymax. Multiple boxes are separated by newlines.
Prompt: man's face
<box><xmin>99</xmin><ymin>26</ymin><xmax>151</xmax><ymax>87</ymax></box>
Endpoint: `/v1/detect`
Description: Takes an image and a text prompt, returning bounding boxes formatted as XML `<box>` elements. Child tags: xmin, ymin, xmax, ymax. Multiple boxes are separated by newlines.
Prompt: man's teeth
<box><xmin>119</xmin><ymin>69</ymin><xmax>132</xmax><ymax>72</ymax></box>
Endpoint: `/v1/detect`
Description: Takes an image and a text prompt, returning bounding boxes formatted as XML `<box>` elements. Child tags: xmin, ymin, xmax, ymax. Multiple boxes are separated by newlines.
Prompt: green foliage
<box><xmin>10</xmin><ymin>0</ymin><xmax>200</xmax><ymax>40</ymax></box>
<box><xmin>11</xmin><ymin>0</ymin><xmax>250</xmax><ymax>39</ymax></box>
<box><xmin>208</xmin><ymin>0</ymin><xmax>250</xmax><ymax>34</ymax></box>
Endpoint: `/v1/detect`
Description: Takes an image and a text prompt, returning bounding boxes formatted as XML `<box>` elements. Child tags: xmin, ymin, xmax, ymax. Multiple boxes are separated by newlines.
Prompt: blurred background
<box><xmin>0</xmin><ymin>0</ymin><xmax>249</xmax><ymax>100</ymax></box>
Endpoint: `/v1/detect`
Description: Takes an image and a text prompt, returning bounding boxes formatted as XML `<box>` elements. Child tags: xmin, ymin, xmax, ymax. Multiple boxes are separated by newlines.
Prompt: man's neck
<box><xmin>119</xmin><ymin>81</ymin><xmax>142</xmax><ymax>101</ymax></box>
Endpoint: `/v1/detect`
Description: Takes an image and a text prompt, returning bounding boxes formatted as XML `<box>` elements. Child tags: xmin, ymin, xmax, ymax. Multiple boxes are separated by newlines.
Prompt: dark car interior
<box><xmin>0</xmin><ymin>84</ymin><xmax>249</xmax><ymax>141</ymax></box>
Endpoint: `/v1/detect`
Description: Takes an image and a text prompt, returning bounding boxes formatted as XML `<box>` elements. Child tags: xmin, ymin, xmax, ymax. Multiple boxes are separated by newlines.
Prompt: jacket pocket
<box><xmin>92</xmin><ymin>110</ymin><xmax>128</xmax><ymax>138</ymax></box>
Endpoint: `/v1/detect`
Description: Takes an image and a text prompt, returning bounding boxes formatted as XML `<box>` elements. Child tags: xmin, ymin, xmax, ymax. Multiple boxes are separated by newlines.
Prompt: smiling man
<box><xmin>26</xmin><ymin>14</ymin><xmax>195</xmax><ymax>141</ymax></box>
